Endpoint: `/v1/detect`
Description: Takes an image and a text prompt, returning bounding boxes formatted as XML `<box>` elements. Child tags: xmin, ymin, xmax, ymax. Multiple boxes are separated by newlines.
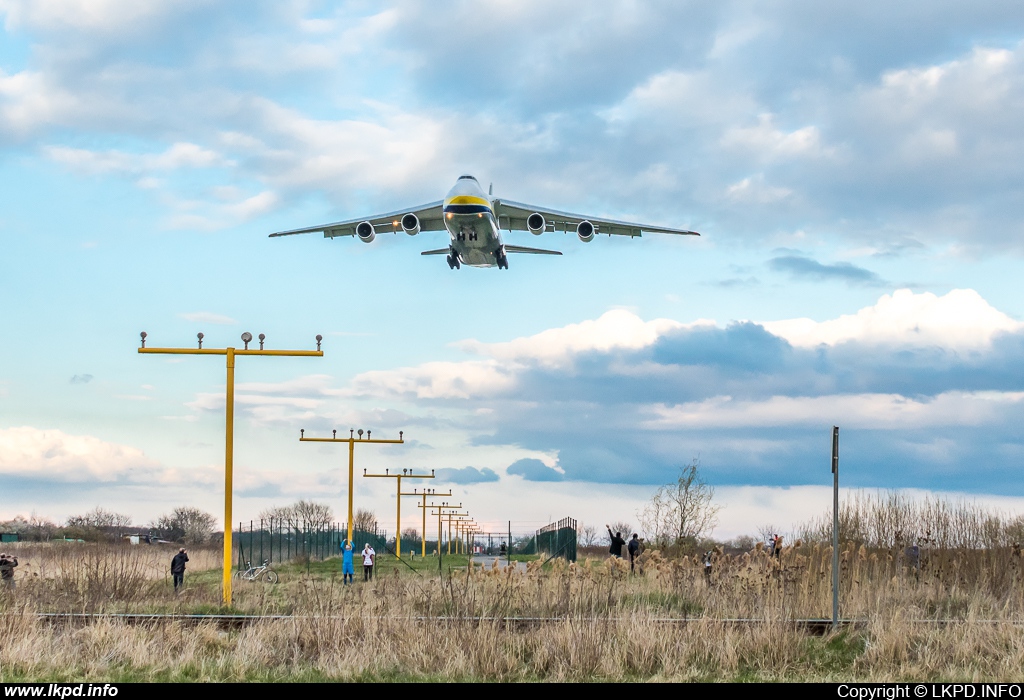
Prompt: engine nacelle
<box><xmin>577</xmin><ymin>220</ymin><xmax>595</xmax><ymax>243</ymax></box>
<box><xmin>527</xmin><ymin>212</ymin><xmax>546</xmax><ymax>235</ymax></box>
<box><xmin>401</xmin><ymin>213</ymin><xmax>421</xmax><ymax>236</ymax></box>
<box><xmin>355</xmin><ymin>221</ymin><xmax>375</xmax><ymax>243</ymax></box>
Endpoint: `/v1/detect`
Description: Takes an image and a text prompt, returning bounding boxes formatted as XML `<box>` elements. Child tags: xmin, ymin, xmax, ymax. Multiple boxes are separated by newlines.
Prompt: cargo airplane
<box><xmin>269</xmin><ymin>175</ymin><xmax>699</xmax><ymax>269</ymax></box>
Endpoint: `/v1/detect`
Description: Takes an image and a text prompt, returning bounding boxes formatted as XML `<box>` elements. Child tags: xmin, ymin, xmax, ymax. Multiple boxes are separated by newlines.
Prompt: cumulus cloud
<box><xmin>506</xmin><ymin>458</ymin><xmax>564</xmax><ymax>482</ymax></box>
<box><xmin>763</xmin><ymin>288</ymin><xmax>1022</xmax><ymax>348</ymax></box>
<box><xmin>434</xmin><ymin>466</ymin><xmax>500</xmax><ymax>484</ymax></box>
<box><xmin>333</xmin><ymin>289</ymin><xmax>1024</xmax><ymax>490</ymax></box>
<box><xmin>0</xmin><ymin>426</ymin><xmax>159</xmax><ymax>482</ymax></box>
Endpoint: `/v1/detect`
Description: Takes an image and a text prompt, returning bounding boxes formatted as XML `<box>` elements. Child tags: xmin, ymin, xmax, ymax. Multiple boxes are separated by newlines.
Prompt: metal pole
<box><xmin>422</xmin><ymin>493</ymin><xmax>428</xmax><ymax>558</ymax></box>
<box><xmin>832</xmin><ymin>425</ymin><xmax>840</xmax><ymax>632</ymax></box>
<box><xmin>223</xmin><ymin>347</ymin><xmax>235</xmax><ymax>605</ymax></box>
<box><xmin>347</xmin><ymin>439</ymin><xmax>355</xmax><ymax>545</ymax></box>
<box><xmin>508</xmin><ymin>521</ymin><xmax>511</xmax><ymax>566</ymax></box>
<box><xmin>396</xmin><ymin>475</ymin><xmax>402</xmax><ymax>559</ymax></box>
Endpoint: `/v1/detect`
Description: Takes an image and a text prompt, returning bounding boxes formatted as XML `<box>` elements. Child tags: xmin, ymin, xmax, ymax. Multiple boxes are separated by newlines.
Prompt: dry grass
<box><xmin>2</xmin><ymin>542</ymin><xmax>1024</xmax><ymax>681</ymax></box>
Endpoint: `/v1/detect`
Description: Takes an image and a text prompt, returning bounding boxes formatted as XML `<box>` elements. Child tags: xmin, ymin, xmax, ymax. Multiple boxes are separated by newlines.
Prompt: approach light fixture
<box><xmin>241</xmin><ymin>332</ymin><xmax>252</xmax><ymax>349</ymax></box>
<box><xmin>316</xmin><ymin>334</ymin><xmax>323</xmax><ymax>351</ymax></box>
<box><xmin>358</xmin><ymin>429</ymin><xmax>364</xmax><ymax>438</ymax></box>
<box><xmin>258</xmin><ymin>333</ymin><xmax>265</xmax><ymax>350</ymax></box>
<box><xmin>137</xmin><ymin>330</ymin><xmax>323</xmax><ymax>605</ymax></box>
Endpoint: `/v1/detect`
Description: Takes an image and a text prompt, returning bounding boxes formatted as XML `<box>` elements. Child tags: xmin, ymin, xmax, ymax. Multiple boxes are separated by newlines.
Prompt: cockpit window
<box><xmin>457</xmin><ymin>174</ymin><xmax>478</xmax><ymax>181</ymax></box>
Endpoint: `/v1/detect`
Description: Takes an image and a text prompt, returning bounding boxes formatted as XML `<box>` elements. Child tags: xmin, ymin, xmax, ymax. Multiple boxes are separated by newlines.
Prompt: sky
<box><xmin>2</xmin><ymin>1</ymin><xmax>1024</xmax><ymax>540</ymax></box>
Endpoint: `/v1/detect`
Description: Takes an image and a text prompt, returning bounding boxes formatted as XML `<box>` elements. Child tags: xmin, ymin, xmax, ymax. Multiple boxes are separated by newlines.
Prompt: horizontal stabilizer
<box><xmin>504</xmin><ymin>245</ymin><xmax>563</xmax><ymax>256</ymax></box>
<box><xmin>420</xmin><ymin>248</ymin><xmax>450</xmax><ymax>256</ymax></box>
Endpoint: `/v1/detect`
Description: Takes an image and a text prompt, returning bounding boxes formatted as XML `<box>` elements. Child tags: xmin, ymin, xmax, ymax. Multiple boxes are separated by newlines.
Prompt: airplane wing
<box><xmin>492</xmin><ymin>199</ymin><xmax>699</xmax><ymax>238</ymax></box>
<box><xmin>269</xmin><ymin>201</ymin><xmax>445</xmax><ymax>239</ymax></box>
<box><xmin>503</xmin><ymin>245</ymin><xmax>562</xmax><ymax>255</ymax></box>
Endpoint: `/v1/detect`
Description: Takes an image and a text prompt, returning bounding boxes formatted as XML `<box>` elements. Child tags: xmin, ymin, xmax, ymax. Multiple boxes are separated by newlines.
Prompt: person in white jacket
<box><xmin>362</xmin><ymin>543</ymin><xmax>376</xmax><ymax>582</ymax></box>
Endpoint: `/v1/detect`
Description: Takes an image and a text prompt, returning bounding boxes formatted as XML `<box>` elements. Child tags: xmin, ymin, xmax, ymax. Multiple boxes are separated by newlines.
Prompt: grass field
<box><xmin>2</xmin><ymin>541</ymin><xmax>1024</xmax><ymax>681</ymax></box>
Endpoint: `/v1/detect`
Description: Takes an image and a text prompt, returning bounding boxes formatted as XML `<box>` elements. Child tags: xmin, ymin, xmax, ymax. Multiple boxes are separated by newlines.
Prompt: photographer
<box><xmin>0</xmin><ymin>552</ymin><xmax>18</xmax><ymax>590</ymax></box>
<box><xmin>170</xmin><ymin>548</ymin><xmax>188</xmax><ymax>593</ymax></box>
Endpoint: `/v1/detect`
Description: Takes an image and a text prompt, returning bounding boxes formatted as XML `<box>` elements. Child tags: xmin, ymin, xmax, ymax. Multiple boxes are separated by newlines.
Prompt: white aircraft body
<box><xmin>269</xmin><ymin>175</ymin><xmax>699</xmax><ymax>269</ymax></box>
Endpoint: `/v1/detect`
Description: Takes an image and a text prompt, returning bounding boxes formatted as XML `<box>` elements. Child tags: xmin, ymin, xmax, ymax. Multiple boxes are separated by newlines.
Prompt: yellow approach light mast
<box><xmin>445</xmin><ymin>512</ymin><xmax>470</xmax><ymax>555</ymax></box>
<box><xmin>138</xmin><ymin>331</ymin><xmax>323</xmax><ymax>606</ymax></box>
<box><xmin>405</xmin><ymin>488</ymin><xmax>452</xmax><ymax>557</ymax></box>
<box><xmin>420</xmin><ymin>502</ymin><xmax>462</xmax><ymax>555</ymax></box>
<box><xmin>299</xmin><ymin>428</ymin><xmax>405</xmax><ymax>545</ymax></box>
<box><xmin>364</xmin><ymin>468</ymin><xmax>434</xmax><ymax>558</ymax></box>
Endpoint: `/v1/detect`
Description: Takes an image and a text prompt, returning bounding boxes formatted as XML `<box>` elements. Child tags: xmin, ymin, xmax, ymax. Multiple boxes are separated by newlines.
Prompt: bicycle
<box><xmin>234</xmin><ymin>559</ymin><xmax>279</xmax><ymax>583</ymax></box>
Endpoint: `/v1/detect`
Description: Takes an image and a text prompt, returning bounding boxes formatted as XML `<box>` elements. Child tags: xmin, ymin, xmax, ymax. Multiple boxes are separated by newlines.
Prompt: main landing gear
<box><xmin>446</xmin><ymin>251</ymin><xmax>461</xmax><ymax>270</ymax></box>
<box><xmin>496</xmin><ymin>248</ymin><xmax>509</xmax><ymax>270</ymax></box>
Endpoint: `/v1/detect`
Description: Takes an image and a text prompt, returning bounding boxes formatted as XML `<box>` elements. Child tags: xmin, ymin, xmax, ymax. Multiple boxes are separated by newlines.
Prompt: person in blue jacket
<box><xmin>341</xmin><ymin>539</ymin><xmax>355</xmax><ymax>584</ymax></box>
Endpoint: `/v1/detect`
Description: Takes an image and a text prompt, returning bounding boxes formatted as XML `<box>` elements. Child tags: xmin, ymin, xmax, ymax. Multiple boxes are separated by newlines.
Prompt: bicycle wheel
<box><xmin>232</xmin><ymin>569</ymin><xmax>245</xmax><ymax>580</ymax></box>
<box><xmin>260</xmin><ymin>569</ymin><xmax>279</xmax><ymax>584</ymax></box>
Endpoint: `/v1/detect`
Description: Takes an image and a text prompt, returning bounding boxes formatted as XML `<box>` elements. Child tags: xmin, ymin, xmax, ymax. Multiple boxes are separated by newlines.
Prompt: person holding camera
<box><xmin>0</xmin><ymin>552</ymin><xmax>18</xmax><ymax>590</ymax></box>
<box><xmin>171</xmin><ymin>548</ymin><xmax>189</xmax><ymax>593</ymax></box>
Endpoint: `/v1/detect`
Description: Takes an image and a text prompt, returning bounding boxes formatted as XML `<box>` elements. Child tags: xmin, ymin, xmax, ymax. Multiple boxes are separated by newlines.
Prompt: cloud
<box><xmin>458</xmin><ymin>308</ymin><xmax>699</xmax><ymax>368</ymax></box>
<box><xmin>762</xmin><ymin>288</ymin><xmax>1022</xmax><ymax>348</ymax></box>
<box><xmin>45</xmin><ymin>142</ymin><xmax>229</xmax><ymax>175</ymax></box>
<box><xmin>768</xmin><ymin>254</ymin><xmax>886</xmax><ymax>286</ymax></box>
<box><xmin>69</xmin><ymin>374</ymin><xmax>93</xmax><ymax>384</ymax></box>
<box><xmin>434</xmin><ymin>466</ymin><xmax>500</xmax><ymax>484</ymax></box>
<box><xmin>334</xmin><ymin>289</ymin><xmax>1024</xmax><ymax>490</ymax></box>
<box><xmin>506</xmin><ymin>458</ymin><xmax>564</xmax><ymax>482</ymax></box>
<box><xmin>0</xmin><ymin>0</ymin><xmax>194</xmax><ymax>34</ymax></box>
<box><xmin>177</xmin><ymin>311</ymin><xmax>238</xmax><ymax>326</ymax></box>
<box><xmin>0</xmin><ymin>426</ymin><xmax>159</xmax><ymax>482</ymax></box>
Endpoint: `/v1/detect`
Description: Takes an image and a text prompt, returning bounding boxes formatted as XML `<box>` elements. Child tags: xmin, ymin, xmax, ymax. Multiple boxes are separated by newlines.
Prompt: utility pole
<box><xmin>299</xmin><ymin>428</ymin><xmax>405</xmax><ymax>545</ymax></box>
<box><xmin>138</xmin><ymin>331</ymin><xmax>323</xmax><ymax>605</ymax></box>
<box><xmin>363</xmin><ymin>467</ymin><xmax>434</xmax><ymax>558</ymax></box>
<box><xmin>832</xmin><ymin>425</ymin><xmax>840</xmax><ymax>632</ymax></box>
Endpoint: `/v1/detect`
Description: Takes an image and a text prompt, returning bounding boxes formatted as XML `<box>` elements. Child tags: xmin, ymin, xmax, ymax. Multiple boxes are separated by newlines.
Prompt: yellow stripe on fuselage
<box><xmin>444</xmin><ymin>195</ymin><xmax>493</xmax><ymax>210</ymax></box>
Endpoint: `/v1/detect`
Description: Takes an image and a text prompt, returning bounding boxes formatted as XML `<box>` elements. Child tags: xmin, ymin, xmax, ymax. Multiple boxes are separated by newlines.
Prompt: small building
<box><xmin>0</xmin><ymin>533</ymin><xmax>20</xmax><ymax>543</ymax></box>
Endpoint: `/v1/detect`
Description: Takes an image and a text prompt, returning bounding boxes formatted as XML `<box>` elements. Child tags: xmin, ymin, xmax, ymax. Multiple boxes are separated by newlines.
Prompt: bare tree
<box><xmin>260</xmin><ymin>505</ymin><xmax>293</xmax><ymax>524</ymax></box>
<box><xmin>153</xmin><ymin>506</ymin><xmax>218</xmax><ymax>544</ymax></box>
<box><xmin>291</xmin><ymin>500</ymin><xmax>333</xmax><ymax>529</ymax></box>
<box><xmin>66</xmin><ymin>507</ymin><xmax>132</xmax><ymax>530</ymax></box>
<box><xmin>579</xmin><ymin>524</ymin><xmax>599</xmax><ymax>547</ymax></box>
<box><xmin>402</xmin><ymin>526</ymin><xmax>419</xmax><ymax>542</ymax></box>
<box><xmin>638</xmin><ymin>459</ymin><xmax>719</xmax><ymax>549</ymax></box>
<box><xmin>354</xmin><ymin>508</ymin><xmax>378</xmax><ymax>534</ymax></box>
<box><xmin>260</xmin><ymin>500</ymin><xmax>333</xmax><ymax>531</ymax></box>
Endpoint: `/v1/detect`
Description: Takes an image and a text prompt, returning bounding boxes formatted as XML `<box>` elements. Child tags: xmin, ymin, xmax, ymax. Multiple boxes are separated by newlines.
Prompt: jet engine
<box><xmin>577</xmin><ymin>220</ymin><xmax>595</xmax><ymax>242</ymax></box>
<box><xmin>355</xmin><ymin>221</ymin><xmax>376</xmax><ymax>243</ymax></box>
<box><xmin>401</xmin><ymin>213</ymin><xmax>421</xmax><ymax>236</ymax></box>
<box><xmin>527</xmin><ymin>213</ymin><xmax>546</xmax><ymax>235</ymax></box>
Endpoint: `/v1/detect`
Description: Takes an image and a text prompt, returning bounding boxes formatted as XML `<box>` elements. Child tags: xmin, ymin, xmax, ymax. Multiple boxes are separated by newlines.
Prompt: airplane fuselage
<box><xmin>443</xmin><ymin>176</ymin><xmax>505</xmax><ymax>268</ymax></box>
